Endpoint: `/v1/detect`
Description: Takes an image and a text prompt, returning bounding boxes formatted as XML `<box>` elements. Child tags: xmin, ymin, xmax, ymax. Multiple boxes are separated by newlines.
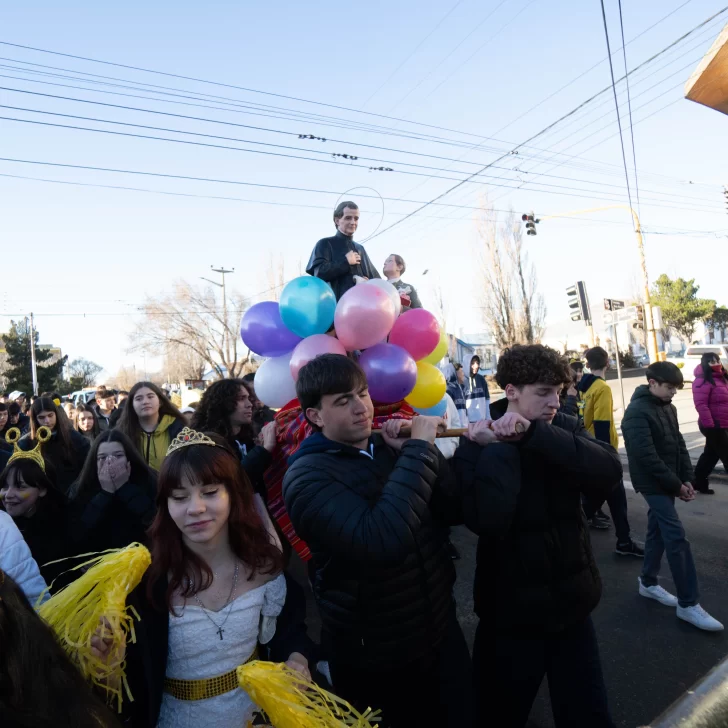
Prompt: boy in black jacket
<box><xmin>455</xmin><ymin>345</ymin><xmax>621</xmax><ymax>728</ymax></box>
<box><xmin>283</xmin><ymin>354</ymin><xmax>472</xmax><ymax>727</ymax></box>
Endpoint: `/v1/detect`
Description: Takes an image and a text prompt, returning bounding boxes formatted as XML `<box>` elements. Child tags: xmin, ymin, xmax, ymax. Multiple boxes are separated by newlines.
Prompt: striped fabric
<box><xmin>264</xmin><ymin>399</ymin><xmax>416</xmax><ymax>562</ymax></box>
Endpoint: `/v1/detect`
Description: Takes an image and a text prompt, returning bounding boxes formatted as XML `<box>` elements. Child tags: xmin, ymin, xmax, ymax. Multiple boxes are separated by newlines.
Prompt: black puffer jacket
<box><xmin>454</xmin><ymin>410</ymin><xmax>622</xmax><ymax>635</ymax></box>
<box><xmin>622</xmin><ymin>384</ymin><xmax>693</xmax><ymax>496</ymax></box>
<box><xmin>283</xmin><ymin>432</ymin><xmax>459</xmax><ymax>668</ymax></box>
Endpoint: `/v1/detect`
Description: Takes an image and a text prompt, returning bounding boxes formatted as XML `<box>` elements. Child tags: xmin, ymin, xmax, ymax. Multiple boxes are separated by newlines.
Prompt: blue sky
<box><xmin>2</xmin><ymin>0</ymin><xmax>727</xmax><ymax>378</ymax></box>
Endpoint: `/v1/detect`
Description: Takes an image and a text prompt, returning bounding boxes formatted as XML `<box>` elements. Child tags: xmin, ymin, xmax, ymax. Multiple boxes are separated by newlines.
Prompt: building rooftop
<box><xmin>685</xmin><ymin>23</ymin><xmax>728</xmax><ymax>116</ymax></box>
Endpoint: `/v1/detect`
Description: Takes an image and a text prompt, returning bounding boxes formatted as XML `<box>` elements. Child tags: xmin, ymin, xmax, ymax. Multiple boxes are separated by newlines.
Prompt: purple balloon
<box><xmin>240</xmin><ymin>301</ymin><xmax>302</xmax><ymax>357</ymax></box>
<box><xmin>359</xmin><ymin>343</ymin><xmax>417</xmax><ymax>404</ymax></box>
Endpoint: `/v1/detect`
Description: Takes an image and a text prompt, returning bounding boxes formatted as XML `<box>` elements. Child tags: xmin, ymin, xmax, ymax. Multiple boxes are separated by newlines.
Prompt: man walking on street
<box><xmin>306</xmin><ymin>201</ymin><xmax>380</xmax><ymax>301</ymax></box>
<box><xmin>466</xmin><ymin>355</ymin><xmax>491</xmax><ymax>421</ymax></box>
<box><xmin>283</xmin><ymin>354</ymin><xmax>472</xmax><ymax>726</ymax></box>
<box><xmin>456</xmin><ymin>344</ymin><xmax>621</xmax><ymax>728</ymax></box>
<box><xmin>579</xmin><ymin>346</ymin><xmax>643</xmax><ymax>557</ymax></box>
<box><xmin>622</xmin><ymin>361</ymin><xmax>723</xmax><ymax>632</ymax></box>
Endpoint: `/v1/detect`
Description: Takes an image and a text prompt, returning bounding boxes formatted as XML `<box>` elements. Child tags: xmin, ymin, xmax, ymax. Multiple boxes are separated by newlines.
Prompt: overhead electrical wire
<box><xmin>617</xmin><ymin>0</ymin><xmax>641</xmax><ymax>216</ymax></box>
<box><xmin>362</xmin><ymin>0</ymin><xmax>465</xmax><ymax>107</ymax></box>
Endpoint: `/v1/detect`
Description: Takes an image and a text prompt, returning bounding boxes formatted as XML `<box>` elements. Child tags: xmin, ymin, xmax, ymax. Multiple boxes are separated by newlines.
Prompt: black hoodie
<box><xmin>283</xmin><ymin>431</ymin><xmax>459</xmax><ymax>668</ymax></box>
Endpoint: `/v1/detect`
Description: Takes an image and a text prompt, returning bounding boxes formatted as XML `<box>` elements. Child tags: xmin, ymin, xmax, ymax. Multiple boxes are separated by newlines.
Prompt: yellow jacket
<box><xmin>579</xmin><ymin>374</ymin><xmax>618</xmax><ymax>449</ymax></box>
<box><xmin>138</xmin><ymin>414</ymin><xmax>184</xmax><ymax>471</ymax></box>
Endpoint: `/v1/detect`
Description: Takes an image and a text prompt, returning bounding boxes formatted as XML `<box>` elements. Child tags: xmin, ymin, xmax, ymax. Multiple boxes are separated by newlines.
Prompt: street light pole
<box><xmin>200</xmin><ymin>266</ymin><xmax>234</xmax><ymax>375</ymax></box>
<box><xmin>28</xmin><ymin>313</ymin><xmax>38</xmax><ymax>396</ymax></box>
<box><xmin>540</xmin><ymin>204</ymin><xmax>659</xmax><ymax>363</ymax></box>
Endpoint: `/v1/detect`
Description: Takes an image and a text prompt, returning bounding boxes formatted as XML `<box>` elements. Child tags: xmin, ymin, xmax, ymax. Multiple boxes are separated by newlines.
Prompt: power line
<box><xmin>1</xmin><ymin>154</ymin><xmax>722</xmax><ymax>216</ymax></box>
<box><xmin>362</xmin><ymin>0</ymin><xmax>465</xmax><ymax>107</ymax></box>
<box><xmin>386</xmin><ymin>0</ymin><xmax>514</xmax><ymax>113</ymax></box>
<box><xmin>0</xmin><ymin>45</ymin><xmax>715</xmax><ymax>190</ymax></box>
<box><xmin>617</xmin><ymin>0</ymin><xmax>641</xmax><ymax>216</ymax></box>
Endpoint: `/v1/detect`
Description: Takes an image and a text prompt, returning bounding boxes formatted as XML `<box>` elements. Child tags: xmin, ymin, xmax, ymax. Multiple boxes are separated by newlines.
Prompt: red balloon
<box><xmin>388</xmin><ymin>309</ymin><xmax>440</xmax><ymax>361</ymax></box>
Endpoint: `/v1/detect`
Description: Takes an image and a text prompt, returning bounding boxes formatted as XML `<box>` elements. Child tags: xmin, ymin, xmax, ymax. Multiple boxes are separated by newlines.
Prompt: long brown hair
<box><xmin>116</xmin><ymin>381</ymin><xmax>184</xmax><ymax>451</ymax></box>
<box><xmin>30</xmin><ymin>397</ymin><xmax>74</xmax><ymax>463</ymax></box>
<box><xmin>146</xmin><ymin>437</ymin><xmax>282</xmax><ymax>613</ymax></box>
<box><xmin>0</xmin><ymin>570</ymin><xmax>120</xmax><ymax>727</ymax></box>
<box><xmin>73</xmin><ymin>403</ymin><xmax>100</xmax><ymax>439</ymax></box>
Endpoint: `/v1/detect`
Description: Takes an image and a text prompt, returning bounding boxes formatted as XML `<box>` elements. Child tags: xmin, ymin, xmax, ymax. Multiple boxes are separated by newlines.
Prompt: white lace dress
<box><xmin>157</xmin><ymin>573</ymin><xmax>286</xmax><ymax>728</ymax></box>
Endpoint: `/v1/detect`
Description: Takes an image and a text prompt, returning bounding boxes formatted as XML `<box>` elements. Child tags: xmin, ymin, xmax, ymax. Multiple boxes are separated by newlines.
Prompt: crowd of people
<box><xmin>0</xmin><ymin>199</ymin><xmax>726</xmax><ymax>727</ymax></box>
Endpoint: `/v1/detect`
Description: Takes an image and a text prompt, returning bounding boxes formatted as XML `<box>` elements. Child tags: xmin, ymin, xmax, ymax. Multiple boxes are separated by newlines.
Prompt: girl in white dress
<box><xmin>91</xmin><ymin>428</ymin><xmax>313</xmax><ymax>727</ymax></box>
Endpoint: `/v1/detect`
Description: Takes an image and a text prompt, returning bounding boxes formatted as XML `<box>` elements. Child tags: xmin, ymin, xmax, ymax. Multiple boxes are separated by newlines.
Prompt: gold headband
<box><xmin>166</xmin><ymin>427</ymin><xmax>219</xmax><ymax>456</ymax></box>
<box><xmin>5</xmin><ymin>426</ymin><xmax>52</xmax><ymax>473</ymax></box>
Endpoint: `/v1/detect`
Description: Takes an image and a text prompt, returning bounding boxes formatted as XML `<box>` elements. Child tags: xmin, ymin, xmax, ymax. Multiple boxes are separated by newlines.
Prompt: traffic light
<box><xmin>566</xmin><ymin>281</ymin><xmax>591</xmax><ymax>323</ymax></box>
<box><xmin>632</xmin><ymin>304</ymin><xmax>645</xmax><ymax>330</ymax></box>
<box><xmin>521</xmin><ymin>212</ymin><xmax>539</xmax><ymax>236</ymax></box>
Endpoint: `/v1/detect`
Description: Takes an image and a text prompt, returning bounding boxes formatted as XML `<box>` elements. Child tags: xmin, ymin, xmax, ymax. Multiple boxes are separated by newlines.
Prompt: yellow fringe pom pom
<box><xmin>38</xmin><ymin>543</ymin><xmax>152</xmax><ymax>711</ymax></box>
<box><xmin>237</xmin><ymin>660</ymin><xmax>381</xmax><ymax>727</ymax></box>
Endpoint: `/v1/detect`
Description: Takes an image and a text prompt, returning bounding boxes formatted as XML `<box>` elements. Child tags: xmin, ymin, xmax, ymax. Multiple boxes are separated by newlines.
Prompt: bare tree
<box><xmin>107</xmin><ymin>365</ymin><xmax>138</xmax><ymax>391</ymax></box>
<box><xmin>162</xmin><ymin>343</ymin><xmax>206</xmax><ymax>385</ymax></box>
<box><xmin>476</xmin><ymin>203</ymin><xmax>545</xmax><ymax>349</ymax></box>
<box><xmin>266</xmin><ymin>254</ymin><xmax>286</xmax><ymax>302</ymax></box>
<box><xmin>130</xmin><ymin>280</ymin><xmax>249</xmax><ymax>380</ymax></box>
<box><xmin>67</xmin><ymin>358</ymin><xmax>103</xmax><ymax>387</ymax></box>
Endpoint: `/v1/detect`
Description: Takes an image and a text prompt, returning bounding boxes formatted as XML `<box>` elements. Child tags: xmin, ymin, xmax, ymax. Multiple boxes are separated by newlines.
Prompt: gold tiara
<box><xmin>5</xmin><ymin>426</ymin><xmax>52</xmax><ymax>473</ymax></box>
<box><xmin>166</xmin><ymin>427</ymin><xmax>219</xmax><ymax>456</ymax></box>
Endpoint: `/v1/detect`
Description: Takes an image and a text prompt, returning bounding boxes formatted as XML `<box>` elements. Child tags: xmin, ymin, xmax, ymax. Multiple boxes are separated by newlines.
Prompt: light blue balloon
<box><xmin>413</xmin><ymin>395</ymin><xmax>448</xmax><ymax>417</ymax></box>
<box><xmin>280</xmin><ymin>276</ymin><xmax>337</xmax><ymax>338</ymax></box>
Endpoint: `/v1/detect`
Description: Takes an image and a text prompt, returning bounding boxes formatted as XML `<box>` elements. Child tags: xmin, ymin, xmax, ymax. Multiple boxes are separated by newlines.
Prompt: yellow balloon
<box><xmin>405</xmin><ymin>362</ymin><xmax>446</xmax><ymax>409</ymax></box>
<box><xmin>422</xmin><ymin>329</ymin><xmax>448</xmax><ymax>365</ymax></box>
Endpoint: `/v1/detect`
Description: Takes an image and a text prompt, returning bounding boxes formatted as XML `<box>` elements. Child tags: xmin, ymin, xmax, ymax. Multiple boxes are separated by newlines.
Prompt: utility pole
<box><xmin>28</xmin><ymin>313</ymin><xmax>38</xmax><ymax>396</ymax></box>
<box><xmin>200</xmin><ymin>266</ymin><xmax>234</xmax><ymax>376</ymax></box>
<box><xmin>540</xmin><ymin>205</ymin><xmax>659</xmax><ymax>363</ymax></box>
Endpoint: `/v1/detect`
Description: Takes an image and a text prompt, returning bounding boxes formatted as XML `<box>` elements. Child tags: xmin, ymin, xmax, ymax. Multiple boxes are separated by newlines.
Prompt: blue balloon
<box><xmin>280</xmin><ymin>276</ymin><xmax>336</xmax><ymax>338</ymax></box>
<box><xmin>413</xmin><ymin>395</ymin><xmax>448</xmax><ymax>417</ymax></box>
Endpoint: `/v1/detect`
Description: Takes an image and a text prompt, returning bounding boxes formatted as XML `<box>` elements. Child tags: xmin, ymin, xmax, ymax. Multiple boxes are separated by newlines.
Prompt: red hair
<box><xmin>146</xmin><ymin>436</ymin><xmax>283</xmax><ymax>613</ymax></box>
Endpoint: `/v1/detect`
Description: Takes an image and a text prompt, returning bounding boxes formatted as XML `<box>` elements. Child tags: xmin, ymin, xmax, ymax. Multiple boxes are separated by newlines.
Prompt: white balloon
<box><xmin>365</xmin><ymin>278</ymin><xmax>402</xmax><ymax>318</ymax></box>
<box><xmin>255</xmin><ymin>353</ymin><xmax>298</xmax><ymax>409</ymax></box>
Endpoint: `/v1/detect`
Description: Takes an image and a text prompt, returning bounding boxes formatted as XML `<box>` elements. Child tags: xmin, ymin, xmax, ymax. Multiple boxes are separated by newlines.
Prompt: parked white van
<box><xmin>675</xmin><ymin>344</ymin><xmax>728</xmax><ymax>383</ymax></box>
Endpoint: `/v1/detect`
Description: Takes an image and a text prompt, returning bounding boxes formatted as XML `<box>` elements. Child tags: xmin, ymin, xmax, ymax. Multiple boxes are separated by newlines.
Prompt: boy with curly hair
<box><xmin>455</xmin><ymin>344</ymin><xmax>622</xmax><ymax>727</ymax></box>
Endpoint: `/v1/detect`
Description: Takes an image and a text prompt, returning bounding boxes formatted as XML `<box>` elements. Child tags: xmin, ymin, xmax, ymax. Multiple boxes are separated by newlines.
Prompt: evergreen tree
<box><xmin>3</xmin><ymin>320</ymin><xmax>67</xmax><ymax>394</ymax></box>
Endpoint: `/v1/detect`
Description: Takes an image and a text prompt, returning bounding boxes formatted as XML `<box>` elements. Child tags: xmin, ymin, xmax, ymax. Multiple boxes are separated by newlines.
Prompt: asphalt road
<box><xmin>292</xmin><ymin>377</ymin><xmax>727</xmax><ymax>727</ymax></box>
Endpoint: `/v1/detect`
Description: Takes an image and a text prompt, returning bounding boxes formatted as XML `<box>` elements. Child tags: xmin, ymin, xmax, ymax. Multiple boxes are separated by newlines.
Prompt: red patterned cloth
<box><xmin>264</xmin><ymin>398</ymin><xmax>416</xmax><ymax>562</ymax></box>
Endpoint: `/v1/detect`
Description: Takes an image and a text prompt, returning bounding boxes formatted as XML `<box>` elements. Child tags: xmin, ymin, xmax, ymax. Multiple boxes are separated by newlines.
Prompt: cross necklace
<box><xmin>189</xmin><ymin>562</ymin><xmax>239</xmax><ymax>640</ymax></box>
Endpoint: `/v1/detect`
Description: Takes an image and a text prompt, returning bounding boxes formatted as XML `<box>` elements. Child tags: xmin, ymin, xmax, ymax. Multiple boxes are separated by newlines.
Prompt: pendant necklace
<box><xmin>189</xmin><ymin>562</ymin><xmax>239</xmax><ymax>640</ymax></box>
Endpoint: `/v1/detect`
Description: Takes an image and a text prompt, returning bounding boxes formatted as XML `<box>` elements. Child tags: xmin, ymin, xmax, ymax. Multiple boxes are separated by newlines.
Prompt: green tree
<box><xmin>704</xmin><ymin>305</ymin><xmax>728</xmax><ymax>339</ymax></box>
<box><xmin>3</xmin><ymin>320</ymin><xmax>67</xmax><ymax>394</ymax></box>
<box><xmin>650</xmin><ymin>274</ymin><xmax>715</xmax><ymax>344</ymax></box>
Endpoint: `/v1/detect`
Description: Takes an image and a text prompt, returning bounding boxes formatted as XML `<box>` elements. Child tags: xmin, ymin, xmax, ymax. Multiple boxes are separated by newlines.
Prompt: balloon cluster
<box><xmin>240</xmin><ymin>277</ymin><xmax>448</xmax><ymax>411</ymax></box>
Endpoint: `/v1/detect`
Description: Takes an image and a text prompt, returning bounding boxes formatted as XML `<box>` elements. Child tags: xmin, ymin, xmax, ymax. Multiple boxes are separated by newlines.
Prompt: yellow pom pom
<box><xmin>237</xmin><ymin>661</ymin><xmax>381</xmax><ymax>727</ymax></box>
<box><xmin>38</xmin><ymin>543</ymin><xmax>152</xmax><ymax>711</ymax></box>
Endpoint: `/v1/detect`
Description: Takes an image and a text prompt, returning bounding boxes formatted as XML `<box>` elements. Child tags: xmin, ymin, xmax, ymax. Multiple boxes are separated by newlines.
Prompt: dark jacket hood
<box><xmin>577</xmin><ymin>373</ymin><xmax>601</xmax><ymax>393</ymax></box>
<box><xmin>489</xmin><ymin>397</ymin><xmax>508</xmax><ymax>420</ymax></box>
<box><xmin>630</xmin><ymin>383</ymin><xmax>670</xmax><ymax>406</ymax></box>
<box><xmin>288</xmin><ymin>431</ymin><xmax>373</xmax><ymax>466</ymax></box>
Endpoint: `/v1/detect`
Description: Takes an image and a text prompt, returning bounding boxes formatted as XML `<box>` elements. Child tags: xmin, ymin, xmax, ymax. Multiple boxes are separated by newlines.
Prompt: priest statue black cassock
<box><xmin>306</xmin><ymin>201</ymin><xmax>380</xmax><ymax>301</ymax></box>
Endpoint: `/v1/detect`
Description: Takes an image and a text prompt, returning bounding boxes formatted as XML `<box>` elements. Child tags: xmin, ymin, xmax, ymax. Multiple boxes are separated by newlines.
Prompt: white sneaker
<box><xmin>638</xmin><ymin>577</ymin><xmax>678</xmax><ymax>607</ymax></box>
<box><xmin>677</xmin><ymin>604</ymin><xmax>724</xmax><ymax>632</ymax></box>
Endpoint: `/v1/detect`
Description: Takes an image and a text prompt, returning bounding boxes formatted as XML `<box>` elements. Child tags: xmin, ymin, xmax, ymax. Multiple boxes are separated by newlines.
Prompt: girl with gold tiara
<box><xmin>88</xmin><ymin>427</ymin><xmax>314</xmax><ymax>727</ymax></box>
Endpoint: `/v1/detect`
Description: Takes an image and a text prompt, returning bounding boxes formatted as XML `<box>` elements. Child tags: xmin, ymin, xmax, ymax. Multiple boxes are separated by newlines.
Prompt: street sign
<box><xmin>604</xmin><ymin>298</ymin><xmax>625</xmax><ymax>311</ymax></box>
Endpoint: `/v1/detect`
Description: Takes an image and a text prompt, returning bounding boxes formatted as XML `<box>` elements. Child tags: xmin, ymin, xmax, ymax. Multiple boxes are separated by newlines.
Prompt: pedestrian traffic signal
<box><xmin>632</xmin><ymin>304</ymin><xmax>644</xmax><ymax>329</ymax></box>
<box><xmin>521</xmin><ymin>212</ymin><xmax>539</xmax><ymax>236</ymax></box>
<box><xmin>566</xmin><ymin>281</ymin><xmax>591</xmax><ymax>323</ymax></box>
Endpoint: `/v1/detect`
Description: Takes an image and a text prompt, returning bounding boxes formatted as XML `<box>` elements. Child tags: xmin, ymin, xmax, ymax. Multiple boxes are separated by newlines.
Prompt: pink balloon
<box><xmin>334</xmin><ymin>284</ymin><xmax>396</xmax><ymax>351</ymax></box>
<box><xmin>290</xmin><ymin>334</ymin><xmax>347</xmax><ymax>381</ymax></box>
<box><xmin>389</xmin><ymin>309</ymin><xmax>440</xmax><ymax>361</ymax></box>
